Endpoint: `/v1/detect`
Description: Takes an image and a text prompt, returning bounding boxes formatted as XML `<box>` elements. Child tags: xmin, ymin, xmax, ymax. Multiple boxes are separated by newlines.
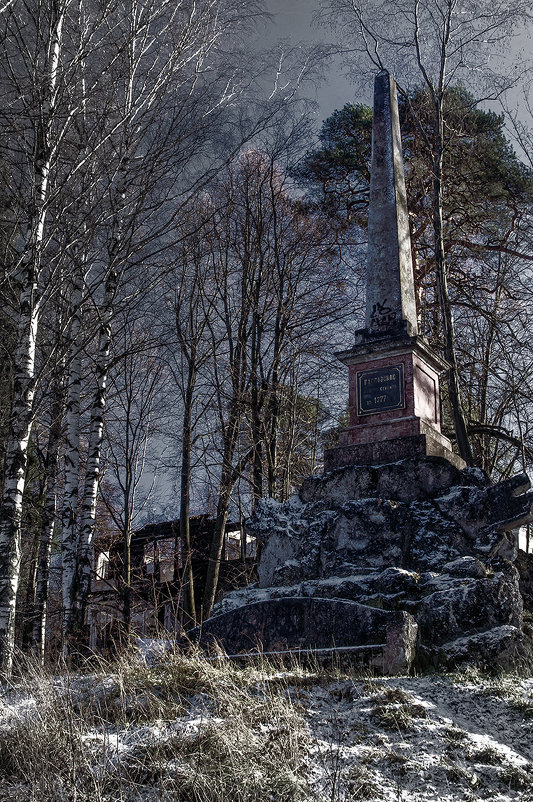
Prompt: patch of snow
<box><xmin>137</xmin><ymin>637</ymin><xmax>173</xmax><ymax>663</ymax></box>
<box><xmin>436</xmin><ymin>486</ymin><xmax>470</xmax><ymax>505</ymax></box>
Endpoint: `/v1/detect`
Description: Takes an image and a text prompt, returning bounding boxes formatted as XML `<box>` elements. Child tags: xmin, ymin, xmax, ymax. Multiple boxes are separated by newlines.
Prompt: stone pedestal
<box><xmin>324</xmin><ymin>330</ymin><xmax>465</xmax><ymax>471</ymax></box>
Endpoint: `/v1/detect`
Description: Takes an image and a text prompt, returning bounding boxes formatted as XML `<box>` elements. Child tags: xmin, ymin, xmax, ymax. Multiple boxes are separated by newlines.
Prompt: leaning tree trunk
<box><xmin>201</xmin><ymin>409</ymin><xmax>241</xmax><ymax>620</ymax></box>
<box><xmin>201</xmin><ymin>481</ymin><xmax>233</xmax><ymax>621</ymax></box>
<box><xmin>432</xmin><ymin>136</ymin><xmax>474</xmax><ymax>467</ymax></box>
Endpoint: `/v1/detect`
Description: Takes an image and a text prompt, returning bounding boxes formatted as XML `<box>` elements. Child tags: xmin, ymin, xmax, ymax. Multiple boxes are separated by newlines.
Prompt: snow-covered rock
<box><xmin>192</xmin><ymin>456</ymin><xmax>533</xmax><ymax>673</ymax></box>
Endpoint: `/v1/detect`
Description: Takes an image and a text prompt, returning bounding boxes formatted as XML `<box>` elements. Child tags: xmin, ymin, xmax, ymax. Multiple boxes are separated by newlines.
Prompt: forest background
<box><xmin>1</xmin><ymin>0</ymin><xmax>533</xmax><ymax>675</ymax></box>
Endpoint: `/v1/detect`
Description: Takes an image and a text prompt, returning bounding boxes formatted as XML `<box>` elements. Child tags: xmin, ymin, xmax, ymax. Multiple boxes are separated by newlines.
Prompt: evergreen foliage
<box><xmin>298</xmin><ymin>86</ymin><xmax>533</xmax><ymax>254</ymax></box>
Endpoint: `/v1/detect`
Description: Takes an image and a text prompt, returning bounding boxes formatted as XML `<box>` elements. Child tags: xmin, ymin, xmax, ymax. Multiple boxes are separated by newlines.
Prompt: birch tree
<box><xmin>0</xmin><ymin>0</ymin><xmax>328</xmax><ymax>667</ymax></box>
<box><xmin>0</xmin><ymin>0</ymin><xmax>82</xmax><ymax>674</ymax></box>
<box><xmin>57</xmin><ymin>0</ymin><xmax>321</xmax><ymax>651</ymax></box>
<box><xmin>61</xmin><ymin>0</ymin><xmax>283</xmax><ymax>647</ymax></box>
<box><xmin>28</xmin><ymin>343</ymin><xmax>67</xmax><ymax>661</ymax></box>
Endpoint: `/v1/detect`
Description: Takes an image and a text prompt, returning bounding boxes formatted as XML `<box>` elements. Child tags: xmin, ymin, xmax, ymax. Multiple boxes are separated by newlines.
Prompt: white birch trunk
<box><xmin>32</xmin><ymin>368</ymin><xmax>65</xmax><ymax>661</ymax></box>
<box><xmin>0</xmin><ymin>3</ymin><xmax>66</xmax><ymax>674</ymax></box>
<box><xmin>71</xmin><ymin>269</ymin><xmax>116</xmax><ymax>641</ymax></box>
<box><xmin>0</xmin><ymin>300</ymin><xmax>39</xmax><ymax>674</ymax></box>
<box><xmin>69</xmin><ymin>144</ymin><xmax>124</xmax><ymax>642</ymax></box>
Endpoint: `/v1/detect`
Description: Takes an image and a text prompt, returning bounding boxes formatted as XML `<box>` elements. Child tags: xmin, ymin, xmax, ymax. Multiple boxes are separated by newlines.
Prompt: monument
<box><xmin>324</xmin><ymin>71</ymin><xmax>462</xmax><ymax>471</ymax></box>
<box><xmin>182</xmin><ymin>72</ymin><xmax>533</xmax><ymax>674</ymax></box>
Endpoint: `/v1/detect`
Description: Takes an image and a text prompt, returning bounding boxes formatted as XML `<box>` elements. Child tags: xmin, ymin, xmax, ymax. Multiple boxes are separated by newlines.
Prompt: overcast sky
<box><xmin>261</xmin><ymin>0</ymin><xmax>361</xmax><ymax>125</ymax></box>
<box><xmin>260</xmin><ymin>0</ymin><xmax>532</xmax><ymax>159</ymax></box>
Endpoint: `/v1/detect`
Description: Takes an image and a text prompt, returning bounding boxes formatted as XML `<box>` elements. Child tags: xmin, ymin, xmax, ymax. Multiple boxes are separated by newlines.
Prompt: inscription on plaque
<box><xmin>357</xmin><ymin>364</ymin><xmax>405</xmax><ymax>416</ymax></box>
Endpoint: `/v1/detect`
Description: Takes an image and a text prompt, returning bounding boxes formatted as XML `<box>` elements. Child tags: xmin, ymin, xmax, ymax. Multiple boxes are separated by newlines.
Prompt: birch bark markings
<box><xmin>32</xmin><ymin>365</ymin><xmax>66</xmax><ymax>661</ymax></box>
<box><xmin>64</xmin><ymin>0</ymin><xmax>234</xmax><ymax>640</ymax></box>
<box><xmin>70</xmin><ymin>266</ymin><xmax>116</xmax><ymax>643</ymax></box>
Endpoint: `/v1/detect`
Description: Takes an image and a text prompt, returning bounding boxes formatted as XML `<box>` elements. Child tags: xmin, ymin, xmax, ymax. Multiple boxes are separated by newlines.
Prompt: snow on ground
<box><xmin>1</xmin><ymin>668</ymin><xmax>532</xmax><ymax>800</ymax></box>
<box><xmin>296</xmin><ymin>673</ymin><xmax>533</xmax><ymax>800</ymax></box>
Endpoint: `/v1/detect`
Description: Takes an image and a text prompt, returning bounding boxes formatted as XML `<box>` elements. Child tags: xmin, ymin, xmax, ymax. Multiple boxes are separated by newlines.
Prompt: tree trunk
<box><xmin>201</xmin><ymin>410</ymin><xmax>241</xmax><ymax>620</ymax></box>
<box><xmin>71</xmin><ymin>269</ymin><xmax>115</xmax><ymax>645</ymax></box>
<box><xmin>120</xmin><ymin>520</ymin><xmax>132</xmax><ymax>642</ymax></box>
<box><xmin>201</xmin><ymin>485</ymin><xmax>232</xmax><ymax>621</ymax></box>
<box><xmin>0</xmin><ymin>0</ymin><xmax>66</xmax><ymax>678</ymax></box>
<box><xmin>61</xmin><ymin>274</ymin><xmax>83</xmax><ymax>655</ymax></box>
<box><xmin>250</xmin><ymin>310</ymin><xmax>264</xmax><ymax>503</ymax></box>
<box><xmin>179</xmin><ymin>360</ymin><xmax>197</xmax><ymax>629</ymax></box>
<box><xmin>32</xmin><ymin>369</ymin><xmax>65</xmax><ymax>662</ymax></box>
<box><xmin>432</xmin><ymin>136</ymin><xmax>474</xmax><ymax>467</ymax></box>
<box><xmin>0</xmin><ymin>286</ymin><xmax>41</xmax><ymax>674</ymax></box>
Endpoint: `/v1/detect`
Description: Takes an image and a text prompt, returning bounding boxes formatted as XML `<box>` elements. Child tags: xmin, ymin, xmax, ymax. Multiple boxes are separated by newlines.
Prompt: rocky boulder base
<box><xmin>194</xmin><ymin>457</ymin><xmax>533</xmax><ymax>673</ymax></box>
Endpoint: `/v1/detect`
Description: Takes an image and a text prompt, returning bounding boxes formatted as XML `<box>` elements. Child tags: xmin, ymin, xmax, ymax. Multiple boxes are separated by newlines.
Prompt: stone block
<box><xmin>516</xmin><ymin>549</ymin><xmax>533</xmax><ymax>614</ymax></box>
<box><xmin>441</xmin><ymin>556</ymin><xmax>487</xmax><ymax>578</ymax></box>
<box><xmin>324</xmin><ymin>432</ymin><xmax>465</xmax><ymax>472</ymax></box>
<box><xmin>186</xmin><ymin>596</ymin><xmax>418</xmax><ymax>673</ymax></box>
<box><xmin>435</xmin><ymin>625</ymin><xmax>533</xmax><ymax>673</ymax></box>
<box><xmin>416</xmin><ymin>564</ymin><xmax>522</xmax><ymax>646</ymax></box>
<box><xmin>233</xmin><ymin>455</ymin><xmax>533</xmax><ymax>673</ymax></box>
<box><xmin>301</xmin><ymin>456</ymin><xmax>485</xmax><ymax>504</ymax></box>
<box><xmin>382</xmin><ymin>611</ymin><xmax>419</xmax><ymax>675</ymax></box>
<box><xmin>435</xmin><ymin>476</ymin><xmax>533</xmax><ymax>536</ymax></box>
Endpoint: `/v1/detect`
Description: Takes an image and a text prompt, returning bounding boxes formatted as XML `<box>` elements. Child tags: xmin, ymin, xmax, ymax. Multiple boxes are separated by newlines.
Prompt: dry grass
<box><xmin>498</xmin><ymin>763</ymin><xmax>533</xmax><ymax>792</ymax></box>
<box><xmin>368</xmin><ymin>686</ymin><xmax>427</xmax><ymax>732</ymax></box>
<box><xmin>0</xmin><ymin>648</ymin><xmax>313</xmax><ymax>802</ymax></box>
<box><xmin>345</xmin><ymin>765</ymin><xmax>380</xmax><ymax>799</ymax></box>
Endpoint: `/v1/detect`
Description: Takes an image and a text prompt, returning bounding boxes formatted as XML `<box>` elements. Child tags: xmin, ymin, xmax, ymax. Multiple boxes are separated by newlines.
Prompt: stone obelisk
<box><xmin>324</xmin><ymin>70</ymin><xmax>463</xmax><ymax>471</ymax></box>
<box><xmin>366</xmin><ymin>72</ymin><xmax>418</xmax><ymax>338</ymax></box>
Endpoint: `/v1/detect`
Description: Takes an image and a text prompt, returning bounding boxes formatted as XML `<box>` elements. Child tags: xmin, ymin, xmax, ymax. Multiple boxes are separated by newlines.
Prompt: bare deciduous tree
<box><xmin>199</xmin><ymin>151</ymin><xmax>348</xmax><ymax>618</ymax></box>
<box><xmin>0</xmin><ymin>0</ymin><xmax>322</xmax><ymax>671</ymax></box>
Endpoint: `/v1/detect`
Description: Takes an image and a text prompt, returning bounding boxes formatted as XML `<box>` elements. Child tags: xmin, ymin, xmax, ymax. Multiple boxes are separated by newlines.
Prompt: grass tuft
<box><xmin>345</xmin><ymin>765</ymin><xmax>380</xmax><ymax>799</ymax></box>
<box><xmin>467</xmin><ymin>746</ymin><xmax>504</xmax><ymax>766</ymax></box>
<box><xmin>369</xmin><ymin>686</ymin><xmax>427</xmax><ymax>732</ymax></box>
<box><xmin>499</xmin><ymin>763</ymin><xmax>533</xmax><ymax>791</ymax></box>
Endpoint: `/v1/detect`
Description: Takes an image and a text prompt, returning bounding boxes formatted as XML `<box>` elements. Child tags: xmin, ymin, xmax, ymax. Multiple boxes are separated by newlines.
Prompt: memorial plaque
<box><xmin>357</xmin><ymin>364</ymin><xmax>405</xmax><ymax>416</ymax></box>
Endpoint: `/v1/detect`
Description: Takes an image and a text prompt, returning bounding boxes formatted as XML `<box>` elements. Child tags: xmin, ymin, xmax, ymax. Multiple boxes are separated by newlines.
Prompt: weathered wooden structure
<box><xmin>88</xmin><ymin>516</ymin><xmax>257</xmax><ymax>652</ymax></box>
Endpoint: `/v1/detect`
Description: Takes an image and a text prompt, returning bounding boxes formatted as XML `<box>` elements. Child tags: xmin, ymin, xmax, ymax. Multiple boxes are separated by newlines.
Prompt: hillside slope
<box><xmin>0</xmin><ymin>653</ymin><xmax>532</xmax><ymax>801</ymax></box>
